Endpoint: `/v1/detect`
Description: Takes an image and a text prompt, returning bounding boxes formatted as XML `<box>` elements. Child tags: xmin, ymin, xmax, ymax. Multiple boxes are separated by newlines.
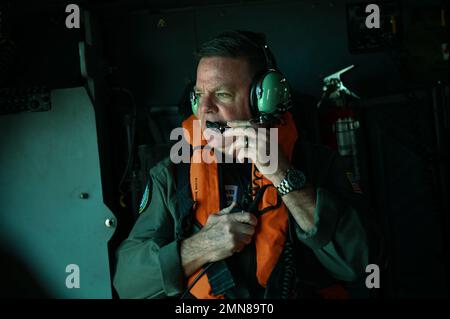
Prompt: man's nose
<box><xmin>198</xmin><ymin>94</ymin><xmax>218</xmax><ymax>115</ymax></box>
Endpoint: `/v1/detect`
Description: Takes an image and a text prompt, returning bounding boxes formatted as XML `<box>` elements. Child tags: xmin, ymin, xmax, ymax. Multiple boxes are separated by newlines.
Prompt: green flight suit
<box><xmin>113</xmin><ymin>141</ymin><xmax>369</xmax><ymax>298</ymax></box>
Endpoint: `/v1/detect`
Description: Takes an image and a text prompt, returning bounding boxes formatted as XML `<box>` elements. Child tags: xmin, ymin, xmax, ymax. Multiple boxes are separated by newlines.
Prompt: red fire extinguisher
<box><xmin>318</xmin><ymin>65</ymin><xmax>362</xmax><ymax>193</ymax></box>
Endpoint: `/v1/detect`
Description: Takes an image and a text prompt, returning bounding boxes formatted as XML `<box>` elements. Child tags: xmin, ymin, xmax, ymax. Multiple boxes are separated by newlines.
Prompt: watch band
<box><xmin>275</xmin><ymin>176</ymin><xmax>294</xmax><ymax>196</ymax></box>
<box><xmin>275</xmin><ymin>168</ymin><xmax>306</xmax><ymax>196</ymax></box>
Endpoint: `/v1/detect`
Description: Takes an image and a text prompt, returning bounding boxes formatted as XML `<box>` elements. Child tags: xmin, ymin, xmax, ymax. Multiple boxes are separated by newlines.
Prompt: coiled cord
<box><xmin>280</xmin><ymin>241</ymin><xmax>295</xmax><ymax>299</ymax></box>
<box><xmin>250</xmin><ymin>165</ymin><xmax>263</xmax><ymax>196</ymax></box>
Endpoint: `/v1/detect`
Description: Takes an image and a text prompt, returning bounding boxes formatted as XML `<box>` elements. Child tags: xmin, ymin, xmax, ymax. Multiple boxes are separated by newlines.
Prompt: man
<box><xmin>113</xmin><ymin>30</ymin><xmax>369</xmax><ymax>299</ymax></box>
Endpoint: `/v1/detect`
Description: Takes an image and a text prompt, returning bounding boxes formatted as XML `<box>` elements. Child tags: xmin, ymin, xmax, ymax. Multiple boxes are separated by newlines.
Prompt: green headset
<box><xmin>190</xmin><ymin>35</ymin><xmax>292</xmax><ymax>124</ymax></box>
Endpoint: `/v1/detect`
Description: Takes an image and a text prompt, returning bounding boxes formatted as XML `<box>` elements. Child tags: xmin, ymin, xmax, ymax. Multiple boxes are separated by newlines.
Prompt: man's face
<box><xmin>194</xmin><ymin>56</ymin><xmax>253</xmax><ymax>150</ymax></box>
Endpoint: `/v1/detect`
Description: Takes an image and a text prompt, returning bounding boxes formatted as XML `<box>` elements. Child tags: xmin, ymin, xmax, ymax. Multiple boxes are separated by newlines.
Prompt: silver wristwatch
<box><xmin>275</xmin><ymin>168</ymin><xmax>307</xmax><ymax>196</ymax></box>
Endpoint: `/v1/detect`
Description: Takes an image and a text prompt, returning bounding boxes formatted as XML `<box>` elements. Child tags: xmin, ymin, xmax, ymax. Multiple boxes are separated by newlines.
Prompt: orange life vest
<box><xmin>181</xmin><ymin>112</ymin><xmax>298</xmax><ymax>299</ymax></box>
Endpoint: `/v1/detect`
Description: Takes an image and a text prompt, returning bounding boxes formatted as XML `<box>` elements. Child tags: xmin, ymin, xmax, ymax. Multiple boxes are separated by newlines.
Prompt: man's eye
<box><xmin>216</xmin><ymin>92</ymin><xmax>232</xmax><ymax>98</ymax></box>
<box><xmin>194</xmin><ymin>92</ymin><xmax>203</xmax><ymax>98</ymax></box>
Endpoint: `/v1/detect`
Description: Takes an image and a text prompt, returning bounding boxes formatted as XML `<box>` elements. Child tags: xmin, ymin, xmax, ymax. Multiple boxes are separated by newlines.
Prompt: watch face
<box><xmin>287</xmin><ymin>169</ymin><xmax>306</xmax><ymax>189</ymax></box>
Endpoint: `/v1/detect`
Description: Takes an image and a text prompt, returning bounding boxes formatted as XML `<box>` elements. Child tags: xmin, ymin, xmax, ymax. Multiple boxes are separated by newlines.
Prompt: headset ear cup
<box><xmin>258</xmin><ymin>71</ymin><xmax>274</xmax><ymax>114</ymax></box>
<box><xmin>190</xmin><ymin>90</ymin><xmax>198</xmax><ymax>116</ymax></box>
<box><xmin>258</xmin><ymin>70</ymin><xmax>291</xmax><ymax>115</ymax></box>
<box><xmin>249</xmin><ymin>81</ymin><xmax>258</xmax><ymax>117</ymax></box>
<box><xmin>251</xmin><ymin>71</ymin><xmax>275</xmax><ymax>116</ymax></box>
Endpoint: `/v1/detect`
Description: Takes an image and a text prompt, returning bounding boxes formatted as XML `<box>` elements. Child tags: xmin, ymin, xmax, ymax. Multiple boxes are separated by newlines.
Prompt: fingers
<box><xmin>229</xmin><ymin>136</ymin><xmax>249</xmax><ymax>149</ymax></box>
<box><xmin>225</xmin><ymin>138</ymin><xmax>255</xmax><ymax>163</ymax></box>
<box><xmin>223</xmin><ymin>127</ymin><xmax>257</xmax><ymax>139</ymax></box>
<box><xmin>223</xmin><ymin>127</ymin><xmax>268</xmax><ymax>160</ymax></box>
<box><xmin>234</xmin><ymin>222</ymin><xmax>256</xmax><ymax>236</ymax></box>
<box><xmin>203</xmin><ymin>209</ymin><xmax>257</xmax><ymax>259</ymax></box>
<box><xmin>230</xmin><ymin>212</ymin><xmax>258</xmax><ymax>226</ymax></box>
<box><xmin>216</xmin><ymin>207</ymin><xmax>258</xmax><ymax>227</ymax></box>
<box><xmin>216</xmin><ymin>201</ymin><xmax>237</xmax><ymax>216</ymax></box>
<box><xmin>237</xmin><ymin>148</ymin><xmax>256</xmax><ymax>164</ymax></box>
<box><xmin>233</xmin><ymin>234</ymin><xmax>253</xmax><ymax>252</ymax></box>
<box><xmin>226</xmin><ymin>120</ymin><xmax>254</xmax><ymax>128</ymax></box>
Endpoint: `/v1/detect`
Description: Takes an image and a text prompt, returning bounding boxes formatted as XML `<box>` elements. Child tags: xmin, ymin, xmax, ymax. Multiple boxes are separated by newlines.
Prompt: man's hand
<box><xmin>223</xmin><ymin>121</ymin><xmax>316</xmax><ymax>235</ymax></box>
<box><xmin>180</xmin><ymin>202</ymin><xmax>257</xmax><ymax>277</ymax></box>
<box><xmin>223</xmin><ymin>120</ymin><xmax>292</xmax><ymax>185</ymax></box>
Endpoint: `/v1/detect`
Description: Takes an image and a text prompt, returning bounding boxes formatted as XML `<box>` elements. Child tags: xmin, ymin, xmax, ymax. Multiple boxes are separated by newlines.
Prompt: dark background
<box><xmin>0</xmin><ymin>0</ymin><xmax>448</xmax><ymax>298</ymax></box>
